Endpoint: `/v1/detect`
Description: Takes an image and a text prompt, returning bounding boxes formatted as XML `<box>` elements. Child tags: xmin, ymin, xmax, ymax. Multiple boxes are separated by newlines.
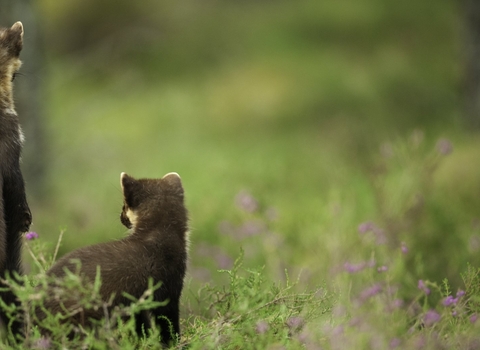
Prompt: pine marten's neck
<box><xmin>0</xmin><ymin>76</ymin><xmax>15</xmax><ymax>111</ymax></box>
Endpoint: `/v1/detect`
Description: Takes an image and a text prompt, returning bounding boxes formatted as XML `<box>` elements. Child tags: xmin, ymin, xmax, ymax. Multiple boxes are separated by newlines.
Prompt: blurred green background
<box><xmin>3</xmin><ymin>0</ymin><xmax>480</xmax><ymax>293</ymax></box>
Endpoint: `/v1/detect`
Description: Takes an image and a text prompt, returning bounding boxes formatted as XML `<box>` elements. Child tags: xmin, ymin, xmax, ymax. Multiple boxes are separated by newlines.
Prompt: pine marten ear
<box><xmin>7</xmin><ymin>22</ymin><xmax>23</xmax><ymax>56</ymax></box>
<box><xmin>120</xmin><ymin>172</ymin><xmax>135</xmax><ymax>191</ymax></box>
<box><xmin>162</xmin><ymin>172</ymin><xmax>184</xmax><ymax>195</ymax></box>
<box><xmin>121</xmin><ymin>172</ymin><xmax>138</xmax><ymax>207</ymax></box>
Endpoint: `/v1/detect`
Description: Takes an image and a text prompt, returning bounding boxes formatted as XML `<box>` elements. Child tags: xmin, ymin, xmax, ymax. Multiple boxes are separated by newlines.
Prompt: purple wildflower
<box><xmin>331</xmin><ymin>325</ymin><xmax>344</xmax><ymax>336</ymax></box>
<box><xmin>390</xmin><ymin>299</ymin><xmax>404</xmax><ymax>310</ymax></box>
<box><xmin>359</xmin><ymin>283</ymin><xmax>382</xmax><ymax>303</ymax></box>
<box><xmin>390</xmin><ymin>338</ymin><xmax>401</xmax><ymax>349</ymax></box>
<box><xmin>377</xmin><ymin>265</ymin><xmax>388</xmax><ymax>273</ymax></box>
<box><xmin>401</xmin><ymin>242</ymin><xmax>408</xmax><ymax>254</ymax></box>
<box><xmin>255</xmin><ymin>320</ymin><xmax>269</xmax><ymax>334</ymax></box>
<box><xmin>344</xmin><ymin>262</ymin><xmax>366</xmax><ymax>273</ymax></box>
<box><xmin>215</xmin><ymin>251</ymin><xmax>233</xmax><ymax>269</ymax></box>
<box><xmin>456</xmin><ymin>289</ymin><xmax>465</xmax><ymax>298</ymax></box>
<box><xmin>238</xmin><ymin>220</ymin><xmax>265</xmax><ymax>237</ymax></box>
<box><xmin>436</xmin><ymin>138</ymin><xmax>453</xmax><ymax>155</ymax></box>
<box><xmin>442</xmin><ymin>295</ymin><xmax>457</xmax><ymax>307</ymax></box>
<box><xmin>358</xmin><ymin>221</ymin><xmax>375</xmax><ymax>234</ymax></box>
<box><xmin>470</xmin><ymin>314</ymin><xmax>478</xmax><ymax>324</ymax></box>
<box><xmin>417</xmin><ymin>280</ymin><xmax>430</xmax><ymax>295</ymax></box>
<box><xmin>235</xmin><ymin>190</ymin><xmax>259</xmax><ymax>213</ymax></box>
<box><xmin>423</xmin><ymin>310</ymin><xmax>441</xmax><ymax>326</ymax></box>
<box><xmin>286</xmin><ymin>316</ymin><xmax>304</xmax><ymax>330</ymax></box>
<box><xmin>33</xmin><ymin>337</ymin><xmax>51</xmax><ymax>349</ymax></box>
<box><xmin>25</xmin><ymin>231</ymin><xmax>38</xmax><ymax>240</ymax></box>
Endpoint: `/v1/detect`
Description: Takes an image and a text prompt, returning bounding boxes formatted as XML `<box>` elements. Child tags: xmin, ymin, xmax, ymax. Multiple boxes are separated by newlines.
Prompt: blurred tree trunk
<box><xmin>0</xmin><ymin>0</ymin><xmax>47</xmax><ymax>197</ymax></box>
<box><xmin>464</xmin><ymin>0</ymin><xmax>480</xmax><ymax>130</ymax></box>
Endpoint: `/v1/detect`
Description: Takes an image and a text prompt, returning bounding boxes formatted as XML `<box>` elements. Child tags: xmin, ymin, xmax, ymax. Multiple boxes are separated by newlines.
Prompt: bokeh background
<box><xmin>2</xmin><ymin>0</ymin><xmax>480</xmax><ymax>307</ymax></box>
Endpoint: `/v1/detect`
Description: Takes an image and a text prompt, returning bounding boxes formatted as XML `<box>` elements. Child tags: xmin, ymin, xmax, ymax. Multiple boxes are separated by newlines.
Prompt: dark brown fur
<box><xmin>0</xmin><ymin>21</ymin><xmax>32</xmax><ymax>336</ymax></box>
<box><xmin>41</xmin><ymin>172</ymin><xmax>188</xmax><ymax>345</ymax></box>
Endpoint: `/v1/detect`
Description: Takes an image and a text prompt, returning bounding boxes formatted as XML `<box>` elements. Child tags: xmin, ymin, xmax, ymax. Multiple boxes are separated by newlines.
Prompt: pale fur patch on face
<box><xmin>126</xmin><ymin>208</ymin><xmax>138</xmax><ymax>229</ymax></box>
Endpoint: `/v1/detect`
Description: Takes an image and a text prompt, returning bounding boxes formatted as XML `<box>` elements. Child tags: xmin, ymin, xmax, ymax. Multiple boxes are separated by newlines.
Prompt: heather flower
<box><xmin>417</xmin><ymin>280</ymin><xmax>430</xmax><ymax>295</ymax></box>
<box><xmin>33</xmin><ymin>337</ymin><xmax>51</xmax><ymax>349</ymax></box>
<box><xmin>436</xmin><ymin>138</ymin><xmax>453</xmax><ymax>155</ymax></box>
<box><xmin>238</xmin><ymin>220</ymin><xmax>265</xmax><ymax>237</ymax></box>
<box><xmin>358</xmin><ymin>283</ymin><xmax>382</xmax><ymax>303</ymax></box>
<box><xmin>470</xmin><ymin>314</ymin><xmax>478</xmax><ymax>324</ymax></box>
<box><xmin>373</xmin><ymin>227</ymin><xmax>387</xmax><ymax>245</ymax></box>
<box><xmin>423</xmin><ymin>310</ymin><xmax>441</xmax><ymax>326</ymax></box>
<box><xmin>391</xmin><ymin>299</ymin><xmax>404</xmax><ymax>309</ymax></box>
<box><xmin>286</xmin><ymin>316</ymin><xmax>304</xmax><ymax>330</ymax></box>
<box><xmin>235</xmin><ymin>190</ymin><xmax>259</xmax><ymax>213</ymax></box>
<box><xmin>390</xmin><ymin>338</ymin><xmax>401</xmax><ymax>349</ymax></box>
<box><xmin>25</xmin><ymin>231</ymin><xmax>38</xmax><ymax>240</ymax></box>
<box><xmin>344</xmin><ymin>259</ymin><xmax>375</xmax><ymax>273</ymax></box>
<box><xmin>442</xmin><ymin>295</ymin><xmax>457</xmax><ymax>307</ymax></box>
<box><xmin>255</xmin><ymin>320</ymin><xmax>269</xmax><ymax>334</ymax></box>
<box><xmin>456</xmin><ymin>289</ymin><xmax>465</xmax><ymax>298</ymax></box>
<box><xmin>344</xmin><ymin>262</ymin><xmax>366</xmax><ymax>273</ymax></box>
<box><xmin>215</xmin><ymin>251</ymin><xmax>233</xmax><ymax>269</ymax></box>
<box><xmin>377</xmin><ymin>265</ymin><xmax>388</xmax><ymax>273</ymax></box>
<box><xmin>358</xmin><ymin>221</ymin><xmax>375</xmax><ymax>234</ymax></box>
<box><xmin>401</xmin><ymin>242</ymin><xmax>408</xmax><ymax>254</ymax></box>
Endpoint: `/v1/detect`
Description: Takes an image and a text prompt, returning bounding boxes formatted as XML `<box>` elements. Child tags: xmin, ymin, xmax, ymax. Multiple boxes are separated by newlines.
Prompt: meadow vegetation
<box><xmin>2</xmin><ymin>0</ymin><xmax>480</xmax><ymax>348</ymax></box>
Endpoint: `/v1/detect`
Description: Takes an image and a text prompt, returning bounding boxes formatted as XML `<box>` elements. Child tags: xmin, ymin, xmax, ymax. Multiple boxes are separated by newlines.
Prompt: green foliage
<box><xmin>179</xmin><ymin>250</ymin><xmax>335</xmax><ymax>349</ymax></box>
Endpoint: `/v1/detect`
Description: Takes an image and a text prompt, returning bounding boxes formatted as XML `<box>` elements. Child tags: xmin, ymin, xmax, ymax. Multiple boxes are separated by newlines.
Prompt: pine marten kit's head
<box><xmin>0</xmin><ymin>22</ymin><xmax>23</xmax><ymax>108</ymax></box>
<box><xmin>120</xmin><ymin>172</ymin><xmax>188</xmax><ymax>237</ymax></box>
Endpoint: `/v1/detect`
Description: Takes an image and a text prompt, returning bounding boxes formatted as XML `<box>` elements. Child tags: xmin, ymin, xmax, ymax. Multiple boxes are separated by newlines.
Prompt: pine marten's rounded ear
<box><xmin>162</xmin><ymin>172</ymin><xmax>184</xmax><ymax>194</ymax></box>
<box><xmin>8</xmin><ymin>22</ymin><xmax>23</xmax><ymax>56</ymax></box>
<box><xmin>120</xmin><ymin>172</ymin><xmax>136</xmax><ymax>190</ymax></box>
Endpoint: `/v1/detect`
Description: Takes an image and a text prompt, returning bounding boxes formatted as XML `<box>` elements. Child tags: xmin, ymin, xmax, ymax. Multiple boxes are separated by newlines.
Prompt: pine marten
<box><xmin>40</xmin><ymin>172</ymin><xmax>189</xmax><ymax>345</ymax></box>
<box><xmin>0</xmin><ymin>21</ymin><xmax>32</xmax><ymax>336</ymax></box>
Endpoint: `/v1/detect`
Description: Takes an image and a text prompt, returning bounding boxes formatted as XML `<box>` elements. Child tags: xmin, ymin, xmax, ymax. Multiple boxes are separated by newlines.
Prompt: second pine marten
<box><xmin>40</xmin><ymin>172</ymin><xmax>188</xmax><ymax>345</ymax></box>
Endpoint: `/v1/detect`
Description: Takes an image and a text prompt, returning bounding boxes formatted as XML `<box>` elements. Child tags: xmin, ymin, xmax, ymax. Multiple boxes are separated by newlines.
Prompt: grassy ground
<box><xmin>6</xmin><ymin>0</ymin><xmax>480</xmax><ymax>348</ymax></box>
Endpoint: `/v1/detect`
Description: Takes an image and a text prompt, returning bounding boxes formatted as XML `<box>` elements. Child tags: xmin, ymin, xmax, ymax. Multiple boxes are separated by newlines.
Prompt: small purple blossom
<box><xmin>358</xmin><ymin>283</ymin><xmax>382</xmax><ymax>303</ymax></box>
<box><xmin>235</xmin><ymin>190</ymin><xmax>259</xmax><ymax>213</ymax></box>
<box><xmin>390</xmin><ymin>299</ymin><xmax>404</xmax><ymax>310</ymax></box>
<box><xmin>417</xmin><ymin>280</ymin><xmax>430</xmax><ymax>295</ymax></box>
<box><xmin>470</xmin><ymin>314</ymin><xmax>478</xmax><ymax>324</ymax></box>
<box><xmin>286</xmin><ymin>316</ymin><xmax>304</xmax><ymax>330</ymax></box>
<box><xmin>255</xmin><ymin>320</ymin><xmax>269</xmax><ymax>334</ymax></box>
<box><xmin>33</xmin><ymin>337</ymin><xmax>51</xmax><ymax>349</ymax></box>
<box><xmin>358</xmin><ymin>221</ymin><xmax>375</xmax><ymax>234</ymax></box>
<box><xmin>344</xmin><ymin>260</ymin><xmax>375</xmax><ymax>273</ymax></box>
<box><xmin>390</xmin><ymin>338</ymin><xmax>401</xmax><ymax>349</ymax></box>
<box><xmin>423</xmin><ymin>310</ymin><xmax>441</xmax><ymax>326</ymax></box>
<box><xmin>377</xmin><ymin>265</ymin><xmax>388</xmax><ymax>273</ymax></box>
<box><xmin>456</xmin><ymin>289</ymin><xmax>465</xmax><ymax>298</ymax></box>
<box><xmin>344</xmin><ymin>262</ymin><xmax>366</xmax><ymax>273</ymax></box>
<box><xmin>436</xmin><ymin>138</ymin><xmax>453</xmax><ymax>155</ymax></box>
<box><xmin>401</xmin><ymin>242</ymin><xmax>408</xmax><ymax>254</ymax></box>
<box><xmin>238</xmin><ymin>220</ymin><xmax>265</xmax><ymax>237</ymax></box>
<box><xmin>442</xmin><ymin>295</ymin><xmax>457</xmax><ymax>307</ymax></box>
<box><xmin>25</xmin><ymin>231</ymin><xmax>38</xmax><ymax>240</ymax></box>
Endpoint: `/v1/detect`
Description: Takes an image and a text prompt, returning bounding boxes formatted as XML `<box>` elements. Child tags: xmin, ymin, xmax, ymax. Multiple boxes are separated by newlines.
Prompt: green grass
<box><xmin>5</xmin><ymin>0</ymin><xmax>480</xmax><ymax>348</ymax></box>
